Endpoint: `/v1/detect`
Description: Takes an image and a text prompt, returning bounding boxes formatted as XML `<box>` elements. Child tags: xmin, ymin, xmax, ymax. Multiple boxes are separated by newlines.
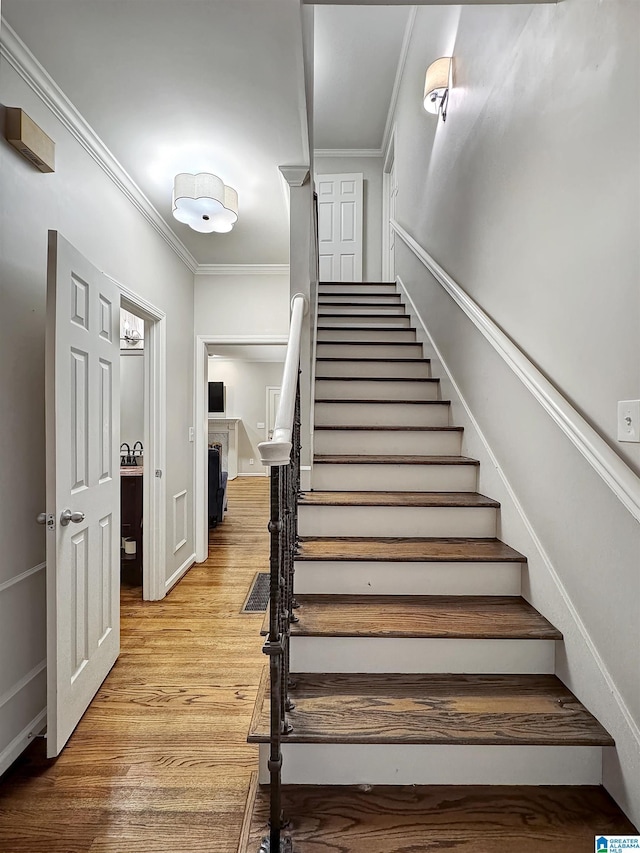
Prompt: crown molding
<box><xmin>0</xmin><ymin>20</ymin><xmax>198</xmax><ymax>273</ymax></box>
<box><xmin>382</xmin><ymin>5</ymin><xmax>417</xmax><ymax>157</ymax></box>
<box><xmin>314</xmin><ymin>148</ymin><xmax>383</xmax><ymax>158</ymax></box>
<box><xmin>195</xmin><ymin>264</ymin><xmax>290</xmax><ymax>276</ymax></box>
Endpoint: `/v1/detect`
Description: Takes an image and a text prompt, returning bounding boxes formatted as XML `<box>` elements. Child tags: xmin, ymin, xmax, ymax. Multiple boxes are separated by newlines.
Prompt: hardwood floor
<box><xmin>0</xmin><ymin>478</ymin><xmax>269</xmax><ymax>853</ymax></box>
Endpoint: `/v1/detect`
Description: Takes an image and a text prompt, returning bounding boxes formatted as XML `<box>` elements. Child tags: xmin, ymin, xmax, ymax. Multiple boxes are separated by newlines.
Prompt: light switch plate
<box><xmin>617</xmin><ymin>400</ymin><xmax>640</xmax><ymax>442</ymax></box>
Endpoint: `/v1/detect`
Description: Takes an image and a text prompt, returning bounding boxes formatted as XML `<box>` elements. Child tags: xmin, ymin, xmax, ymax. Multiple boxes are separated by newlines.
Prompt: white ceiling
<box><xmin>2</xmin><ymin>0</ymin><xmax>308</xmax><ymax>266</ymax></box>
<box><xmin>313</xmin><ymin>4</ymin><xmax>410</xmax><ymax>151</ymax></box>
<box><xmin>2</xmin><ymin>1</ymin><xmax>408</xmax><ymax>268</ymax></box>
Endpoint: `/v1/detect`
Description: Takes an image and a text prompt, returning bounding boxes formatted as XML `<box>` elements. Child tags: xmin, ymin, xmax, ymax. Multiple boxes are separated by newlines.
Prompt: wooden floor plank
<box><xmin>0</xmin><ymin>478</ymin><xmax>270</xmax><ymax>853</ymax></box>
<box><xmin>290</xmin><ymin>595</ymin><xmax>562</xmax><ymax>639</ymax></box>
<box><xmin>248</xmin><ymin>670</ymin><xmax>613</xmax><ymax>746</ymax></box>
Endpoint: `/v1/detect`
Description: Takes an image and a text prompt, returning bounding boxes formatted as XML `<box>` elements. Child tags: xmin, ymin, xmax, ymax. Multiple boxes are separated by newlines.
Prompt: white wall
<box><xmin>390</xmin><ymin>0</ymin><xmax>640</xmax><ymax>823</ymax></box>
<box><xmin>208</xmin><ymin>358</ymin><xmax>285</xmax><ymax>475</ymax></box>
<box><xmin>120</xmin><ymin>353</ymin><xmax>144</xmax><ymax>450</ymax></box>
<box><xmin>194</xmin><ymin>273</ymin><xmax>290</xmax><ymax>337</ymax></box>
<box><xmin>314</xmin><ymin>155</ymin><xmax>383</xmax><ymax>281</ymax></box>
<box><xmin>0</xmin><ymin>54</ymin><xmax>195</xmax><ymax>772</ymax></box>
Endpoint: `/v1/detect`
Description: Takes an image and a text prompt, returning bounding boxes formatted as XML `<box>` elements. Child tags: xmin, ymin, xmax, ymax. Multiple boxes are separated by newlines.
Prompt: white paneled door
<box><xmin>316</xmin><ymin>173</ymin><xmax>363</xmax><ymax>282</ymax></box>
<box><xmin>44</xmin><ymin>232</ymin><xmax>120</xmax><ymax>757</ymax></box>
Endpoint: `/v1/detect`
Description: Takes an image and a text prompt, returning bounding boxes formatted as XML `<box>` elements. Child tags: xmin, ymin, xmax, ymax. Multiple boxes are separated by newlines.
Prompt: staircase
<box><xmin>244</xmin><ymin>281</ymin><xmax>627</xmax><ymax>849</ymax></box>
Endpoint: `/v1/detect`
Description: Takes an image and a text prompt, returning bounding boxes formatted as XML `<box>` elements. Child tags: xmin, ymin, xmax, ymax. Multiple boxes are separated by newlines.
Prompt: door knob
<box><xmin>60</xmin><ymin>509</ymin><xmax>85</xmax><ymax>527</ymax></box>
<box><xmin>36</xmin><ymin>513</ymin><xmax>47</xmax><ymax>525</ymax></box>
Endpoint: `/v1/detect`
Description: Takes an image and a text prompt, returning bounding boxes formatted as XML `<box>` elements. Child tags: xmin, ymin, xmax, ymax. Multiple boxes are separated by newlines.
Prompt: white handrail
<box><xmin>391</xmin><ymin>218</ymin><xmax>640</xmax><ymax>525</ymax></box>
<box><xmin>258</xmin><ymin>293</ymin><xmax>308</xmax><ymax>466</ymax></box>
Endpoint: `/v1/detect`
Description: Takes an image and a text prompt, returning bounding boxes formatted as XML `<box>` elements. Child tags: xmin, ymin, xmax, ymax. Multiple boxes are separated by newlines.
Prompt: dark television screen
<box><xmin>208</xmin><ymin>381</ymin><xmax>224</xmax><ymax>413</ymax></box>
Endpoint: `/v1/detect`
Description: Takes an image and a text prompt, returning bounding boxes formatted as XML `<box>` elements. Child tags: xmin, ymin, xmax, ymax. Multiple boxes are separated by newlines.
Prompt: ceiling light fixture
<box><xmin>424</xmin><ymin>57</ymin><xmax>452</xmax><ymax>123</ymax></box>
<box><xmin>172</xmin><ymin>172</ymin><xmax>238</xmax><ymax>233</ymax></box>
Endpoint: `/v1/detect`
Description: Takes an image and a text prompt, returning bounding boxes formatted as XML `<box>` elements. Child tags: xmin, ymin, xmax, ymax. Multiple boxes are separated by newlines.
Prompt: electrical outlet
<box><xmin>249</xmin><ymin>458</ymin><xmax>254</xmax><ymax>465</ymax></box>
<box><xmin>617</xmin><ymin>400</ymin><xmax>640</xmax><ymax>442</ymax></box>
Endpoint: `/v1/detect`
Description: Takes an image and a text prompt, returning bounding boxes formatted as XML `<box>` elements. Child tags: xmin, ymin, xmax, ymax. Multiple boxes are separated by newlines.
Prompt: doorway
<box><xmin>118</xmin><ymin>286</ymin><xmax>167</xmax><ymax>602</ymax></box>
<box><xmin>194</xmin><ymin>336</ymin><xmax>288</xmax><ymax>563</ymax></box>
<box><xmin>315</xmin><ymin>172</ymin><xmax>364</xmax><ymax>282</ymax></box>
<box><xmin>119</xmin><ymin>307</ymin><xmax>145</xmax><ymax>595</ymax></box>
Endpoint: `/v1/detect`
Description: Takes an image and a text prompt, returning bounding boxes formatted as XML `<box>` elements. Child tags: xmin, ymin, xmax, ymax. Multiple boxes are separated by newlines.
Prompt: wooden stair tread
<box><xmin>318</xmin><ymin>301</ymin><xmax>403</xmax><ymax>307</ymax></box>
<box><xmin>315</xmin><ymin>398</ymin><xmax>449</xmax><ymax>404</ymax></box>
<box><xmin>316</xmin><ymin>377</ymin><xmax>439</xmax><ymax>383</ymax></box>
<box><xmin>297</xmin><ymin>536</ymin><xmax>526</xmax><ymax>562</ymax></box>
<box><xmin>243</xmin><ymin>784</ymin><xmax>635</xmax><ymax>852</ymax></box>
<box><xmin>316</xmin><ymin>357</ymin><xmax>430</xmax><ymax>363</ymax></box>
<box><xmin>314</xmin><ymin>425</ymin><xmax>463</xmax><ymax>432</ymax></box>
<box><xmin>318</xmin><ymin>336</ymin><xmax>422</xmax><ymax>342</ymax></box>
<box><xmin>318</xmin><ymin>312</ymin><xmax>410</xmax><ymax>317</ymax></box>
<box><xmin>248</xmin><ymin>670</ymin><xmax>612</xmax><ymax>745</ymax></box>
<box><xmin>299</xmin><ymin>491</ymin><xmax>498</xmax><ymax>507</ymax></box>
<box><xmin>317</xmin><ymin>328</ymin><xmax>415</xmax><ymax>333</ymax></box>
<box><xmin>313</xmin><ymin>455</ymin><xmax>478</xmax><ymax>466</ymax></box>
<box><xmin>318</xmin><ymin>281</ymin><xmax>396</xmax><ymax>292</ymax></box>
<box><xmin>290</xmin><ymin>595</ymin><xmax>562</xmax><ymax>639</ymax></box>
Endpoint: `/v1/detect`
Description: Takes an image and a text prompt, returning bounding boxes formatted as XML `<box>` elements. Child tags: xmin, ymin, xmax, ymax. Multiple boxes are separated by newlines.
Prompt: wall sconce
<box><xmin>424</xmin><ymin>57</ymin><xmax>452</xmax><ymax>123</ymax></box>
<box><xmin>172</xmin><ymin>172</ymin><xmax>238</xmax><ymax>233</ymax></box>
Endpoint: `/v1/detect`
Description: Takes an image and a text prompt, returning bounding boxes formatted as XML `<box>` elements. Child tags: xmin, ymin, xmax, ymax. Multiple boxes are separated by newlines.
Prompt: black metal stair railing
<box><xmin>257</xmin><ymin>289</ymin><xmax>307</xmax><ymax>852</ymax></box>
<box><xmin>260</xmin><ymin>379</ymin><xmax>301</xmax><ymax>853</ymax></box>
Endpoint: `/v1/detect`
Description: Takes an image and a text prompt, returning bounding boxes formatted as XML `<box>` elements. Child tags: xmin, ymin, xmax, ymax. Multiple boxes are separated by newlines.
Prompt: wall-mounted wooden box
<box><xmin>5</xmin><ymin>107</ymin><xmax>55</xmax><ymax>173</ymax></box>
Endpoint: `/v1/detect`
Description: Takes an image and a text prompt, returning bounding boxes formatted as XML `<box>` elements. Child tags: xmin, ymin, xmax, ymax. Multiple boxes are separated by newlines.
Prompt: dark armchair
<box><xmin>208</xmin><ymin>446</ymin><xmax>228</xmax><ymax>527</ymax></box>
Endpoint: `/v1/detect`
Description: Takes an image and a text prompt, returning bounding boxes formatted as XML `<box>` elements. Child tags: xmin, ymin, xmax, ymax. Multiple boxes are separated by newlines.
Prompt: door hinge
<box><xmin>155</xmin><ymin>469</ymin><xmax>162</xmax><ymax>478</ymax></box>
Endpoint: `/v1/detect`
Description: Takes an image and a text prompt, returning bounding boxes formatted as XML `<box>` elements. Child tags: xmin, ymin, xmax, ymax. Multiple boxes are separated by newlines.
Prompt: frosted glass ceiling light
<box><xmin>424</xmin><ymin>57</ymin><xmax>451</xmax><ymax>122</ymax></box>
<box><xmin>172</xmin><ymin>172</ymin><xmax>238</xmax><ymax>233</ymax></box>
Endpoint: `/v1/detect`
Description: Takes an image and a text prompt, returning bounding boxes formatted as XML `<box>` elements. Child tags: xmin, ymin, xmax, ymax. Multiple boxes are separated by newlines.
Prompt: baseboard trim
<box><xmin>392</xmin><ymin>220</ymin><xmax>640</xmax><ymax>525</ymax></box>
<box><xmin>397</xmin><ymin>273</ymin><xmax>640</xmax><ymax>758</ymax></box>
<box><xmin>164</xmin><ymin>553</ymin><xmax>196</xmax><ymax>592</ymax></box>
<box><xmin>0</xmin><ymin>708</ymin><xmax>46</xmax><ymax>777</ymax></box>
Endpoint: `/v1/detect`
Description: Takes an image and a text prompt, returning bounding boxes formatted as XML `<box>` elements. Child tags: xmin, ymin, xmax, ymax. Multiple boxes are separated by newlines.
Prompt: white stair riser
<box><xmin>318</xmin><ymin>305</ymin><xmax>406</xmax><ymax>315</ymax></box>
<box><xmin>311</xmin><ymin>463</ymin><xmax>476</xmax><ymax>492</ymax></box>
<box><xmin>298</xmin><ymin>505</ymin><xmax>497</xmax><ymax>537</ymax></box>
<box><xmin>319</xmin><ymin>294</ymin><xmax>401</xmax><ymax>305</ymax></box>
<box><xmin>294</xmin><ymin>560</ymin><xmax>522</xmax><ymax>596</ymax></box>
<box><xmin>319</xmin><ymin>284</ymin><xmax>397</xmax><ymax>295</ymax></box>
<box><xmin>316</xmin><ymin>343</ymin><xmax>422</xmax><ymax>358</ymax></box>
<box><xmin>259</xmin><ymin>744</ymin><xmax>601</xmax><ymax>786</ymax></box>
<box><xmin>317</xmin><ymin>329</ymin><xmax>416</xmax><ymax>343</ymax></box>
<box><xmin>313</xmin><ymin>429</ymin><xmax>462</xmax><ymax>456</ymax></box>
<box><xmin>315</xmin><ymin>379</ymin><xmax>439</xmax><ymax>401</ymax></box>
<box><xmin>316</xmin><ymin>361</ymin><xmax>431</xmax><ymax>378</ymax></box>
<box><xmin>289</xmin><ymin>637</ymin><xmax>554</xmax><ymax>674</ymax></box>
<box><xmin>314</xmin><ymin>402</ymin><xmax>450</xmax><ymax>428</ymax></box>
<box><xmin>319</xmin><ymin>316</ymin><xmax>412</xmax><ymax>328</ymax></box>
